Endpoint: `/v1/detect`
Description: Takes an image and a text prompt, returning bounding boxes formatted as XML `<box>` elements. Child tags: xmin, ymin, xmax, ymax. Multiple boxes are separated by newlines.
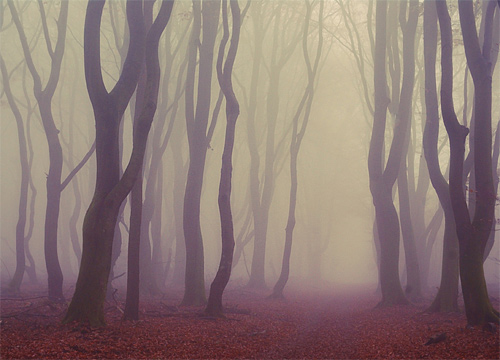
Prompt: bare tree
<box><xmin>424</xmin><ymin>0</ymin><xmax>459</xmax><ymax>313</ymax></box>
<box><xmin>0</xmin><ymin>55</ymin><xmax>29</xmax><ymax>293</ymax></box>
<box><xmin>205</xmin><ymin>0</ymin><xmax>242</xmax><ymax>317</ymax></box>
<box><xmin>182</xmin><ymin>0</ymin><xmax>221</xmax><ymax>306</ymax></box>
<box><xmin>8</xmin><ymin>0</ymin><xmax>69</xmax><ymax>301</ymax></box>
<box><xmin>64</xmin><ymin>0</ymin><xmax>173</xmax><ymax>326</ymax></box>
<box><xmin>368</xmin><ymin>0</ymin><xmax>419</xmax><ymax>307</ymax></box>
<box><xmin>450</xmin><ymin>0</ymin><xmax>499</xmax><ymax>326</ymax></box>
<box><xmin>271</xmin><ymin>0</ymin><xmax>324</xmax><ymax>299</ymax></box>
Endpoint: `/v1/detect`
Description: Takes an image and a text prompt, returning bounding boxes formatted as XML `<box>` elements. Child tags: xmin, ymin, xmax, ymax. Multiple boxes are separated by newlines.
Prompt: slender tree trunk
<box><xmin>457</xmin><ymin>0</ymin><xmax>499</xmax><ymax>326</ymax></box>
<box><xmin>8</xmin><ymin>0</ymin><xmax>69</xmax><ymax>301</ymax></box>
<box><xmin>182</xmin><ymin>0</ymin><xmax>220</xmax><ymax>306</ymax></box>
<box><xmin>368</xmin><ymin>0</ymin><xmax>419</xmax><ymax>307</ymax></box>
<box><xmin>206</xmin><ymin>0</ymin><xmax>241</xmax><ymax>317</ymax></box>
<box><xmin>0</xmin><ymin>56</ymin><xmax>29</xmax><ymax>293</ymax></box>
<box><xmin>423</xmin><ymin>0</ymin><xmax>459</xmax><ymax>313</ymax></box>
<box><xmin>271</xmin><ymin>0</ymin><xmax>324</xmax><ymax>299</ymax></box>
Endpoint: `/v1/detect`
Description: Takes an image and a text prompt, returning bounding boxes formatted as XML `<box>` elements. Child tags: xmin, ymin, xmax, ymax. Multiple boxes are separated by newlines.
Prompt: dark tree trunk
<box><xmin>368</xmin><ymin>0</ymin><xmax>419</xmax><ymax>307</ymax></box>
<box><xmin>435</xmin><ymin>0</ymin><xmax>498</xmax><ymax>326</ymax></box>
<box><xmin>124</xmin><ymin>0</ymin><xmax>154</xmax><ymax>321</ymax></box>
<box><xmin>182</xmin><ymin>0</ymin><xmax>220</xmax><ymax>306</ymax></box>
<box><xmin>206</xmin><ymin>0</ymin><xmax>241</xmax><ymax>317</ymax></box>
<box><xmin>64</xmin><ymin>0</ymin><xmax>173</xmax><ymax>326</ymax></box>
<box><xmin>455</xmin><ymin>0</ymin><xmax>499</xmax><ymax>326</ymax></box>
<box><xmin>423</xmin><ymin>0</ymin><xmax>459</xmax><ymax>313</ymax></box>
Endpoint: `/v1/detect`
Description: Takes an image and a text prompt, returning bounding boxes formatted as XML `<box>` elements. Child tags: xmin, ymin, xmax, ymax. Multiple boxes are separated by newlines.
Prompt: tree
<box><xmin>246</xmin><ymin>1</ymin><xmax>302</xmax><ymax>289</ymax></box>
<box><xmin>0</xmin><ymin>55</ymin><xmax>30</xmax><ymax>293</ymax></box>
<box><xmin>368</xmin><ymin>0</ymin><xmax>419</xmax><ymax>307</ymax></box>
<box><xmin>271</xmin><ymin>0</ymin><xmax>324</xmax><ymax>299</ymax></box>
<box><xmin>124</xmin><ymin>0</ymin><xmax>156</xmax><ymax>321</ymax></box>
<box><xmin>444</xmin><ymin>0</ymin><xmax>499</xmax><ymax>326</ymax></box>
<box><xmin>8</xmin><ymin>0</ymin><xmax>69</xmax><ymax>301</ymax></box>
<box><xmin>64</xmin><ymin>0</ymin><xmax>174</xmax><ymax>326</ymax></box>
<box><xmin>205</xmin><ymin>0</ymin><xmax>242</xmax><ymax>317</ymax></box>
<box><xmin>182</xmin><ymin>0</ymin><xmax>221</xmax><ymax>306</ymax></box>
<box><xmin>423</xmin><ymin>0</ymin><xmax>459</xmax><ymax>313</ymax></box>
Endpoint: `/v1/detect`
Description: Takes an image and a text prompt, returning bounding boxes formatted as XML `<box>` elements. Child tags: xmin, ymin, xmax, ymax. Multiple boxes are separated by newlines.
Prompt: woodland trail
<box><xmin>1</xmin><ymin>284</ymin><xmax>499</xmax><ymax>359</ymax></box>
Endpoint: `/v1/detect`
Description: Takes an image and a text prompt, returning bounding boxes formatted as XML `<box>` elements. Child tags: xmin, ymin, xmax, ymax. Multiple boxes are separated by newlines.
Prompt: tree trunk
<box><xmin>7</xmin><ymin>0</ymin><xmax>69</xmax><ymax>301</ymax></box>
<box><xmin>368</xmin><ymin>0</ymin><xmax>419</xmax><ymax>307</ymax></box>
<box><xmin>64</xmin><ymin>0</ymin><xmax>173</xmax><ymax>326</ymax></box>
<box><xmin>271</xmin><ymin>0</ymin><xmax>324</xmax><ymax>299</ymax></box>
<box><xmin>206</xmin><ymin>0</ymin><xmax>241</xmax><ymax>317</ymax></box>
<box><xmin>423</xmin><ymin>0</ymin><xmax>459</xmax><ymax>313</ymax></box>
<box><xmin>0</xmin><ymin>55</ymin><xmax>29</xmax><ymax>294</ymax></box>
<box><xmin>182</xmin><ymin>0</ymin><xmax>220</xmax><ymax>306</ymax></box>
<box><xmin>437</xmin><ymin>0</ymin><xmax>498</xmax><ymax>326</ymax></box>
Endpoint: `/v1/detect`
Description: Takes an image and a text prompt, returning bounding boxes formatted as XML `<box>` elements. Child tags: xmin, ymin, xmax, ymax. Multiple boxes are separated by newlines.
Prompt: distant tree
<box><xmin>271</xmin><ymin>0</ymin><xmax>324</xmax><ymax>299</ymax></box>
<box><xmin>8</xmin><ymin>0</ymin><xmax>69</xmax><ymax>301</ymax></box>
<box><xmin>0</xmin><ymin>55</ymin><xmax>30</xmax><ymax>293</ymax></box>
<box><xmin>64</xmin><ymin>0</ymin><xmax>173</xmax><ymax>326</ymax></box>
<box><xmin>140</xmin><ymin>11</ymin><xmax>190</xmax><ymax>293</ymax></box>
<box><xmin>205</xmin><ymin>0</ymin><xmax>242</xmax><ymax>317</ymax></box>
<box><xmin>394</xmin><ymin>0</ymin><xmax>422</xmax><ymax>300</ymax></box>
<box><xmin>247</xmin><ymin>1</ymin><xmax>302</xmax><ymax>289</ymax></box>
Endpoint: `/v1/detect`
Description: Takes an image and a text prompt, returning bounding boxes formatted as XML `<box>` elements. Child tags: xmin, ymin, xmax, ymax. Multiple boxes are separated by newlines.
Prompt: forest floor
<box><xmin>0</xmin><ymin>283</ymin><xmax>499</xmax><ymax>359</ymax></box>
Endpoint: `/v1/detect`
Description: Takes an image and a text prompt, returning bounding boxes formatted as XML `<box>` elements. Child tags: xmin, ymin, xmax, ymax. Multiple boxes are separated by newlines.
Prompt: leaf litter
<box><xmin>1</xmin><ymin>284</ymin><xmax>498</xmax><ymax>359</ymax></box>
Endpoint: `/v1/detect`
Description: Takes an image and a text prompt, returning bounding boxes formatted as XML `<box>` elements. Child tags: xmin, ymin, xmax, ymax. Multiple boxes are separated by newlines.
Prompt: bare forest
<box><xmin>1</xmin><ymin>0</ymin><xmax>499</xmax><ymax>359</ymax></box>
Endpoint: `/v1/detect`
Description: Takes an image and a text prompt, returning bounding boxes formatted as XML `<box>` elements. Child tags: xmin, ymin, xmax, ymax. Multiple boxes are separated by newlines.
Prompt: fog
<box><xmin>1</xmin><ymin>0</ymin><xmax>499</xmax><ymax>306</ymax></box>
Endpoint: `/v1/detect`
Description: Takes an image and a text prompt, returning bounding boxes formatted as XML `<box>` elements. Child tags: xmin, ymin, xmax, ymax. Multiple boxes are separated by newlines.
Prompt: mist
<box><xmin>1</xmin><ymin>0</ymin><xmax>499</xmax><ymax>358</ymax></box>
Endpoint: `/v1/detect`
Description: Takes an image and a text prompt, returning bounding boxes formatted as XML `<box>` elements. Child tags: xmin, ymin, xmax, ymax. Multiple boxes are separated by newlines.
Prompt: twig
<box><xmin>1</xmin><ymin>296</ymin><xmax>48</xmax><ymax>301</ymax></box>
